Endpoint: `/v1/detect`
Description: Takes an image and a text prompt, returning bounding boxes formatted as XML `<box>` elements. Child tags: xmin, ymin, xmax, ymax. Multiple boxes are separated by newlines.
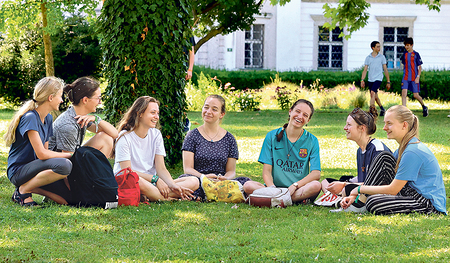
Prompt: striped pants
<box><xmin>363</xmin><ymin>151</ymin><xmax>438</xmax><ymax>215</ymax></box>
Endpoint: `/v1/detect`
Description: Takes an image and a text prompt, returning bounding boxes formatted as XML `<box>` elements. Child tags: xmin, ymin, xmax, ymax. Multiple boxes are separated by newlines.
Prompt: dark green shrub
<box><xmin>0</xmin><ymin>29</ymin><xmax>44</xmax><ymax>105</ymax></box>
<box><xmin>52</xmin><ymin>15</ymin><xmax>102</xmax><ymax>84</ymax></box>
<box><xmin>192</xmin><ymin>66</ymin><xmax>450</xmax><ymax>101</ymax></box>
<box><xmin>0</xmin><ymin>15</ymin><xmax>103</xmax><ymax>106</ymax></box>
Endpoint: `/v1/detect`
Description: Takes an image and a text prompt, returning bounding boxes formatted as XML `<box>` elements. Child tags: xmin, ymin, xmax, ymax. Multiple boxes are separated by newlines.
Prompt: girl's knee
<box><xmin>186</xmin><ymin>176</ymin><xmax>200</xmax><ymax>190</ymax></box>
<box><xmin>53</xmin><ymin>158</ymin><xmax>72</xmax><ymax>176</ymax></box>
<box><xmin>309</xmin><ymin>180</ymin><xmax>322</xmax><ymax>193</ymax></box>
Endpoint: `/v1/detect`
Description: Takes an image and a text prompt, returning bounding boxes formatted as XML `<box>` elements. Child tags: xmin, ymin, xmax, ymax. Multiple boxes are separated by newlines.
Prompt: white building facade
<box><xmin>195</xmin><ymin>0</ymin><xmax>450</xmax><ymax>71</ymax></box>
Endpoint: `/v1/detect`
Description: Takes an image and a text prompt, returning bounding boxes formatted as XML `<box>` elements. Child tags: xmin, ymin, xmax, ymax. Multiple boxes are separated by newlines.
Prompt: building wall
<box><xmin>195</xmin><ymin>1</ymin><xmax>450</xmax><ymax>71</ymax></box>
<box><xmin>195</xmin><ymin>1</ymin><xmax>277</xmax><ymax>70</ymax></box>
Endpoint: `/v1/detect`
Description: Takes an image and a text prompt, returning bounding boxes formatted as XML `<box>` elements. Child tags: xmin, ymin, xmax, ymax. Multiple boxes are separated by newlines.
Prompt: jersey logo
<box><xmin>298</xmin><ymin>149</ymin><xmax>307</xmax><ymax>158</ymax></box>
<box><xmin>275</xmin><ymin>146</ymin><xmax>283</xmax><ymax>150</ymax></box>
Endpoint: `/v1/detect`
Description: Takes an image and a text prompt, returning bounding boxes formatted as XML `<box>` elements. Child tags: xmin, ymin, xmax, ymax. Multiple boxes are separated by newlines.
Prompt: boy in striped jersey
<box><xmin>401</xmin><ymin>37</ymin><xmax>428</xmax><ymax>117</ymax></box>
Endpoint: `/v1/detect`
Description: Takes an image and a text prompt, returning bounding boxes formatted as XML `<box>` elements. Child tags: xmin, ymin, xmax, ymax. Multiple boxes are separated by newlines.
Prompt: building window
<box><xmin>318</xmin><ymin>26</ymin><xmax>343</xmax><ymax>69</ymax></box>
<box><xmin>245</xmin><ymin>24</ymin><xmax>264</xmax><ymax>68</ymax></box>
<box><xmin>383</xmin><ymin>27</ymin><xmax>408</xmax><ymax>69</ymax></box>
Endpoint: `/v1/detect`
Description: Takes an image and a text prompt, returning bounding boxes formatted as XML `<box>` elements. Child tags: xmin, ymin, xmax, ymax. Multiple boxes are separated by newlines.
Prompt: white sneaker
<box><xmin>329</xmin><ymin>204</ymin><xmax>367</xmax><ymax>213</ymax></box>
<box><xmin>447</xmin><ymin>114</ymin><xmax>450</xmax><ymax>118</ymax></box>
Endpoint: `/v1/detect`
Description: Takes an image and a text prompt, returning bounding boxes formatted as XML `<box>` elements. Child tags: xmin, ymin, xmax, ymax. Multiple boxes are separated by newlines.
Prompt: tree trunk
<box><xmin>41</xmin><ymin>2</ymin><xmax>54</xmax><ymax>76</ymax></box>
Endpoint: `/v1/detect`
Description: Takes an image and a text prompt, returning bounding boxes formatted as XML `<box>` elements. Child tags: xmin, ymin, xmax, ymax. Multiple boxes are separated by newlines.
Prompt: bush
<box><xmin>232</xmin><ymin>89</ymin><xmax>261</xmax><ymax>111</ymax></box>
<box><xmin>0</xmin><ymin>29</ymin><xmax>44</xmax><ymax>105</ymax></box>
<box><xmin>186</xmin><ymin>73</ymin><xmax>261</xmax><ymax>112</ymax></box>
<box><xmin>192</xmin><ymin>66</ymin><xmax>450</xmax><ymax>101</ymax></box>
<box><xmin>0</xmin><ymin>14</ymin><xmax>103</xmax><ymax>106</ymax></box>
<box><xmin>52</xmin><ymin>15</ymin><xmax>102</xmax><ymax>84</ymax></box>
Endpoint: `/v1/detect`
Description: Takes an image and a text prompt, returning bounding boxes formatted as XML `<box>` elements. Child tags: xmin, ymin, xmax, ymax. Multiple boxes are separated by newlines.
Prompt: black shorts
<box><xmin>368</xmin><ymin>81</ymin><xmax>382</xmax><ymax>93</ymax></box>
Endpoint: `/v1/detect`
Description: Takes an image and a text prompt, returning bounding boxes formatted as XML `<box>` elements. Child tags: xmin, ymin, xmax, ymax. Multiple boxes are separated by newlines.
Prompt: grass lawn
<box><xmin>0</xmin><ymin>106</ymin><xmax>449</xmax><ymax>262</ymax></box>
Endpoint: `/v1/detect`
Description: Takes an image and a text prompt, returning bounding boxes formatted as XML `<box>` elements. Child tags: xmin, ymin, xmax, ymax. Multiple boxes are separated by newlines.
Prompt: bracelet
<box><xmin>94</xmin><ymin>115</ymin><xmax>101</xmax><ymax>132</ymax></box>
<box><xmin>357</xmin><ymin>185</ymin><xmax>361</xmax><ymax>194</ymax></box>
<box><xmin>355</xmin><ymin>194</ymin><xmax>360</xmax><ymax>204</ymax></box>
<box><xmin>361</xmin><ymin>80</ymin><xmax>364</xmax><ymax>81</ymax></box>
<box><xmin>151</xmin><ymin>175</ymin><xmax>159</xmax><ymax>184</ymax></box>
<box><xmin>387</xmin><ymin>82</ymin><xmax>391</xmax><ymax>84</ymax></box>
<box><xmin>187</xmin><ymin>69</ymin><xmax>192</xmax><ymax>72</ymax></box>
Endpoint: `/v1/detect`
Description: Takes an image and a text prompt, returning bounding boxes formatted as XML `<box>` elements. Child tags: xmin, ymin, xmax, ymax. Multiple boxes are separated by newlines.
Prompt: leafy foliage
<box><xmin>0</xmin><ymin>0</ymin><xmax>99</xmax><ymax>37</ymax></box>
<box><xmin>323</xmin><ymin>0</ymin><xmax>371</xmax><ymax>39</ymax></box>
<box><xmin>0</xmin><ymin>14</ymin><xmax>103</xmax><ymax>105</ymax></box>
<box><xmin>0</xmin><ymin>28</ymin><xmax>45</xmax><ymax>105</ymax></box>
<box><xmin>192</xmin><ymin>66</ymin><xmax>450</xmax><ymax>101</ymax></box>
<box><xmin>0</xmin><ymin>0</ymin><xmax>99</xmax><ymax>76</ymax></box>
<box><xmin>52</xmin><ymin>15</ymin><xmax>102</xmax><ymax>83</ymax></box>
<box><xmin>99</xmin><ymin>0</ymin><xmax>191</xmax><ymax>166</ymax></box>
<box><xmin>192</xmin><ymin>0</ymin><xmax>264</xmax><ymax>51</ymax></box>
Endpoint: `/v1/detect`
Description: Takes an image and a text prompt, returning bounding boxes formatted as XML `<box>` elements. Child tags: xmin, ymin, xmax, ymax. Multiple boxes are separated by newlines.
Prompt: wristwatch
<box><xmin>293</xmin><ymin>182</ymin><xmax>299</xmax><ymax>189</ymax></box>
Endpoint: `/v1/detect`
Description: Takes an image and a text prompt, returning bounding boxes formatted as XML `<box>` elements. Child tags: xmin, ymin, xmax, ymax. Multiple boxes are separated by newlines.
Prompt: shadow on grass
<box><xmin>1</xmin><ymin>196</ymin><xmax>449</xmax><ymax>262</ymax></box>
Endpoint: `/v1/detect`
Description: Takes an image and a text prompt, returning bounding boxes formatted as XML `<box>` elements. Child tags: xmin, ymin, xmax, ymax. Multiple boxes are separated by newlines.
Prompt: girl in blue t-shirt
<box><xmin>5</xmin><ymin>77</ymin><xmax>73</xmax><ymax>206</ymax></box>
<box><xmin>245</xmin><ymin>99</ymin><xmax>322</xmax><ymax>204</ymax></box>
<box><xmin>341</xmin><ymin>105</ymin><xmax>446</xmax><ymax>215</ymax></box>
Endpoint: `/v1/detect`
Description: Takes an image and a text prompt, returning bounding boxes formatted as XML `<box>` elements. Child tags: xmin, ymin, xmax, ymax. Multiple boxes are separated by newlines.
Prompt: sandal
<box><xmin>13</xmin><ymin>190</ymin><xmax>38</xmax><ymax>207</ymax></box>
<box><xmin>11</xmin><ymin>188</ymin><xmax>19</xmax><ymax>203</ymax></box>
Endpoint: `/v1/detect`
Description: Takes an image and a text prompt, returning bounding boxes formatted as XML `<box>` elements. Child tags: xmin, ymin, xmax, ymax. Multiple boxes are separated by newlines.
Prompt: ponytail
<box><xmin>276</xmin><ymin>123</ymin><xmax>289</xmax><ymax>142</ymax></box>
<box><xmin>4</xmin><ymin>77</ymin><xmax>64</xmax><ymax>146</ymax></box>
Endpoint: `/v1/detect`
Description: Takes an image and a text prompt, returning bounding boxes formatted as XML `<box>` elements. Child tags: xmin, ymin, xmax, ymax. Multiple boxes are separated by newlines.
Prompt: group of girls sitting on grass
<box><xmin>5</xmin><ymin>76</ymin><xmax>446</xmax><ymax>215</ymax></box>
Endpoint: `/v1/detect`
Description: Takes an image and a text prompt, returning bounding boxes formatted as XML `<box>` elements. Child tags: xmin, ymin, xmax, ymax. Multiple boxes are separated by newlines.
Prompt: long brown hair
<box><xmin>4</xmin><ymin>77</ymin><xmax>64</xmax><ymax>146</ymax></box>
<box><xmin>387</xmin><ymin>105</ymin><xmax>419</xmax><ymax>172</ymax></box>
<box><xmin>276</xmin><ymin>99</ymin><xmax>314</xmax><ymax>142</ymax></box>
<box><xmin>116</xmin><ymin>96</ymin><xmax>160</xmax><ymax>133</ymax></box>
<box><xmin>113</xmin><ymin>96</ymin><xmax>160</xmax><ymax>156</ymax></box>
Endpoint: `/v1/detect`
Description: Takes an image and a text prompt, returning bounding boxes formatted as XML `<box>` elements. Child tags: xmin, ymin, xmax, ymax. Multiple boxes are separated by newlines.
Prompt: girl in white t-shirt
<box><xmin>113</xmin><ymin>96</ymin><xmax>198</xmax><ymax>201</ymax></box>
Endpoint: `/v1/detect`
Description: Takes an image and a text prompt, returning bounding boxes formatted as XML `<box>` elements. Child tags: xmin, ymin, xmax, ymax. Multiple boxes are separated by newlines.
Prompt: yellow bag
<box><xmin>201</xmin><ymin>175</ymin><xmax>245</xmax><ymax>203</ymax></box>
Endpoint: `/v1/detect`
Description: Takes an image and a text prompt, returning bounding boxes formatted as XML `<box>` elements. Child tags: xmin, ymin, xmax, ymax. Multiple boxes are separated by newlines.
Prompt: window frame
<box><xmin>311</xmin><ymin>15</ymin><xmax>347</xmax><ymax>71</ymax></box>
<box><xmin>244</xmin><ymin>24</ymin><xmax>264</xmax><ymax>69</ymax></box>
<box><xmin>376</xmin><ymin>16</ymin><xmax>416</xmax><ymax>70</ymax></box>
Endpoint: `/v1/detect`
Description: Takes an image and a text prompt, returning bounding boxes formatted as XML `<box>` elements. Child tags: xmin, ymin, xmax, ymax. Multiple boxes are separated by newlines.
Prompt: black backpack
<box><xmin>67</xmin><ymin>145</ymin><xmax>118</xmax><ymax>209</ymax></box>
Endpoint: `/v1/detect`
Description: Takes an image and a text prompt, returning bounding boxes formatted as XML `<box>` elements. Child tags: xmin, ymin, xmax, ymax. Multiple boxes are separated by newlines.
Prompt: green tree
<box><xmin>0</xmin><ymin>0</ymin><xmax>99</xmax><ymax>76</ymax></box>
<box><xmin>0</xmin><ymin>27</ymin><xmax>45</xmax><ymax>104</ymax></box>
<box><xmin>192</xmin><ymin>0</ymin><xmax>264</xmax><ymax>52</ymax></box>
<box><xmin>0</xmin><ymin>14</ymin><xmax>103</xmax><ymax>106</ymax></box>
<box><xmin>271</xmin><ymin>0</ymin><xmax>441</xmax><ymax>39</ymax></box>
<box><xmin>52</xmin><ymin>15</ymin><xmax>102</xmax><ymax>83</ymax></box>
<box><xmin>99</xmin><ymin>0</ymin><xmax>191</xmax><ymax>166</ymax></box>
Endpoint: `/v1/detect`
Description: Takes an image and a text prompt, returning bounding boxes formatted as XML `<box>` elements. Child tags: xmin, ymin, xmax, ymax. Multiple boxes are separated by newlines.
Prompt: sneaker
<box><xmin>380</xmin><ymin>108</ymin><xmax>385</xmax><ymax>117</ymax></box>
<box><xmin>422</xmin><ymin>106</ymin><xmax>428</xmax><ymax>117</ymax></box>
<box><xmin>447</xmin><ymin>114</ymin><xmax>450</xmax><ymax>118</ymax></box>
<box><xmin>329</xmin><ymin>204</ymin><xmax>367</xmax><ymax>213</ymax></box>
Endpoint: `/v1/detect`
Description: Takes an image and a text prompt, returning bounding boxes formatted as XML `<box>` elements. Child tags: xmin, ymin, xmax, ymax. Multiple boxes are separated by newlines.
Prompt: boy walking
<box><xmin>361</xmin><ymin>41</ymin><xmax>390</xmax><ymax>116</ymax></box>
<box><xmin>401</xmin><ymin>37</ymin><xmax>428</xmax><ymax>117</ymax></box>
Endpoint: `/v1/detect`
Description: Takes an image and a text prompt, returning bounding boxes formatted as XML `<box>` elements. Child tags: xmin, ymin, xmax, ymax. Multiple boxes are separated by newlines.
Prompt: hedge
<box><xmin>191</xmin><ymin>66</ymin><xmax>450</xmax><ymax>101</ymax></box>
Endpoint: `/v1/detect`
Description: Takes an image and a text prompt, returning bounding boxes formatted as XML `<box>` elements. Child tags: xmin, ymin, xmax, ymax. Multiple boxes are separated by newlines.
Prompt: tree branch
<box><xmin>194</xmin><ymin>26</ymin><xmax>225</xmax><ymax>53</ymax></box>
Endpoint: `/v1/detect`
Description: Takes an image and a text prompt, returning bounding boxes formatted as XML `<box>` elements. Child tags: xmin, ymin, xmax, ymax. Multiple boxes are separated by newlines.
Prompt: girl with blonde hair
<box><xmin>113</xmin><ymin>96</ymin><xmax>197</xmax><ymax>201</ymax></box>
<box><xmin>5</xmin><ymin>77</ymin><xmax>73</xmax><ymax>206</ymax></box>
<box><xmin>341</xmin><ymin>105</ymin><xmax>446</xmax><ymax>214</ymax></box>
